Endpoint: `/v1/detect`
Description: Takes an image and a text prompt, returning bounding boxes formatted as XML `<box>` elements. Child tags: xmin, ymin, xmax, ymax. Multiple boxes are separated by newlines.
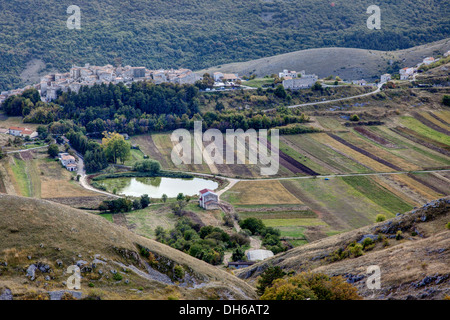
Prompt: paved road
<box><xmin>75</xmin><ymin>152</ymin><xmax>120</xmax><ymax>198</ymax></box>
<box><xmin>264</xmin><ymin>82</ymin><xmax>383</xmax><ymax>112</ymax></box>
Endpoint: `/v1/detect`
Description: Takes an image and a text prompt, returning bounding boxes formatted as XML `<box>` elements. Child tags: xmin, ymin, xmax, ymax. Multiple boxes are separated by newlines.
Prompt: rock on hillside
<box><xmin>0</xmin><ymin>194</ymin><xmax>257</xmax><ymax>300</ymax></box>
<box><xmin>236</xmin><ymin>197</ymin><xmax>450</xmax><ymax>300</ymax></box>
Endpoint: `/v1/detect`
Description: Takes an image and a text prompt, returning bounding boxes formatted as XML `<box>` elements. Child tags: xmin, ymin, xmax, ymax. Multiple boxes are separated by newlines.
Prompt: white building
<box><xmin>422</xmin><ymin>57</ymin><xmax>435</xmax><ymax>65</ymax></box>
<box><xmin>399</xmin><ymin>67</ymin><xmax>415</xmax><ymax>80</ymax></box>
<box><xmin>279</xmin><ymin>69</ymin><xmax>298</xmax><ymax>79</ymax></box>
<box><xmin>283</xmin><ymin>75</ymin><xmax>318</xmax><ymax>89</ymax></box>
<box><xmin>247</xmin><ymin>250</ymin><xmax>274</xmax><ymax>262</ymax></box>
<box><xmin>380</xmin><ymin>74</ymin><xmax>391</xmax><ymax>83</ymax></box>
<box><xmin>199</xmin><ymin>189</ymin><xmax>219</xmax><ymax>209</ymax></box>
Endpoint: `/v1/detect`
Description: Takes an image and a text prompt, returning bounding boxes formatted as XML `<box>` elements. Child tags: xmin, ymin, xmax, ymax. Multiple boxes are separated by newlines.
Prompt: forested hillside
<box><xmin>0</xmin><ymin>0</ymin><xmax>449</xmax><ymax>90</ymax></box>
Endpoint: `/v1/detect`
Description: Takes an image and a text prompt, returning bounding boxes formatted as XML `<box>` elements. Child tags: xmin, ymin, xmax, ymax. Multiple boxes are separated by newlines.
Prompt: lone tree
<box><xmin>48</xmin><ymin>144</ymin><xmax>59</xmax><ymax>158</ymax></box>
<box><xmin>102</xmin><ymin>132</ymin><xmax>131</xmax><ymax>164</ymax></box>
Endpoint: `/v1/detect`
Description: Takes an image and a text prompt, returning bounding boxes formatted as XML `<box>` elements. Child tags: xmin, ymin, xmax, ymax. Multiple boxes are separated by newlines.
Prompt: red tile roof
<box><xmin>199</xmin><ymin>189</ymin><xmax>214</xmax><ymax>194</ymax></box>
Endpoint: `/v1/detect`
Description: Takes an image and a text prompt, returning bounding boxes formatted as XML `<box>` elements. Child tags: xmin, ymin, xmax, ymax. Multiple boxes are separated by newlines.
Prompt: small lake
<box><xmin>96</xmin><ymin>176</ymin><xmax>219</xmax><ymax>198</ymax></box>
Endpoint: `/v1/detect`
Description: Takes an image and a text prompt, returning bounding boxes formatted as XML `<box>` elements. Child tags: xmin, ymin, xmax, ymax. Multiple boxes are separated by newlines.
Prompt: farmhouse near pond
<box><xmin>199</xmin><ymin>188</ymin><xmax>219</xmax><ymax>209</ymax></box>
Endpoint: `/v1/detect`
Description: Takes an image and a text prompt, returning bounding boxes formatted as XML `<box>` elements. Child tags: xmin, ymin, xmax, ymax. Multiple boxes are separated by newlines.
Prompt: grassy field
<box><xmin>281</xmin><ymin>177</ymin><xmax>395</xmax><ymax>230</ymax></box>
<box><xmin>400</xmin><ymin>116</ymin><xmax>450</xmax><ymax>146</ymax></box>
<box><xmin>242</xmin><ymin>78</ymin><xmax>274</xmax><ymax>88</ymax></box>
<box><xmin>341</xmin><ymin>176</ymin><xmax>414</xmax><ymax>214</ymax></box>
<box><xmin>125</xmin><ymin>204</ymin><xmax>178</xmax><ymax>239</ymax></box>
<box><xmin>372</xmin><ymin>126</ymin><xmax>450</xmax><ymax>167</ymax></box>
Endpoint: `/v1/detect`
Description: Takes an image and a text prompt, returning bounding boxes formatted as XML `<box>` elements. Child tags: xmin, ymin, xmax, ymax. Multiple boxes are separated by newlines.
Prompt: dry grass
<box><xmin>0</xmin><ymin>194</ymin><xmax>257</xmax><ymax>300</ymax></box>
<box><xmin>223</xmin><ymin>180</ymin><xmax>303</xmax><ymax>206</ymax></box>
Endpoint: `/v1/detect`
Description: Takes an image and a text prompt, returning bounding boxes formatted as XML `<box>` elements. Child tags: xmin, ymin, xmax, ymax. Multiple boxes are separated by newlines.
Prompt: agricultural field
<box><xmin>220</xmin><ymin>180</ymin><xmax>302</xmax><ymax>206</ymax></box>
<box><xmin>0</xmin><ymin>148</ymin><xmax>98</xmax><ymax>200</ymax></box>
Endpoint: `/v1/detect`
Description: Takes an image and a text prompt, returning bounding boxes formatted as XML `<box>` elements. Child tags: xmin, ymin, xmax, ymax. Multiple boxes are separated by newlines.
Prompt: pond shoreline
<box><xmin>87</xmin><ymin>170</ymin><xmax>226</xmax><ymax>198</ymax></box>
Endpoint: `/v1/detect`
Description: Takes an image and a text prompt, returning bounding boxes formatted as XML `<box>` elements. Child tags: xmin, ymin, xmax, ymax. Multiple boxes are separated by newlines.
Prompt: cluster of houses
<box><xmin>0</xmin><ymin>64</ymin><xmax>204</xmax><ymax>104</ymax></box>
<box><xmin>397</xmin><ymin>54</ymin><xmax>447</xmax><ymax>81</ymax></box>
<box><xmin>279</xmin><ymin>69</ymin><xmax>319</xmax><ymax>90</ymax></box>
<box><xmin>58</xmin><ymin>152</ymin><xmax>78</xmax><ymax>172</ymax></box>
<box><xmin>39</xmin><ymin>64</ymin><xmax>204</xmax><ymax>102</ymax></box>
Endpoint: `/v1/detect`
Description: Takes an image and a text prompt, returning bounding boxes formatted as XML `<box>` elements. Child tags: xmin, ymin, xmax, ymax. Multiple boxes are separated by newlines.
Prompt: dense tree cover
<box><xmin>156</xmin><ymin>218</ymin><xmax>249</xmax><ymax>265</ymax></box>
<box><xmin>260</xmin><ymin>271</ymin><xmax>362</xmax><ymax>300</ymax></box>
<box><xmin>239</xmin><ymin>218</ymin><xmax>286</xmax><ymax>254</ymax></box>
<box><xmin>1</xmin><ymin>0</ymin><xmax>449</xmax><ymax>91</ymax></box>
<box><xmin>5</xmin><ymin>82</ymin><xmax>311</xmax><ymax>135</ymax></box>
<box><xmin>65</xmin><ymin>129</ymin><xmax>108</xmax><ymax>173</ymax></box>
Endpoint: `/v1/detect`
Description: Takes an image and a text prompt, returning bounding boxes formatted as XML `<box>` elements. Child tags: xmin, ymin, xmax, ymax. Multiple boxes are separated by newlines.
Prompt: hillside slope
<box><xmin>200</xmin><ymin>38</ymin><xmax>450</xmax><ymax>81</ymax></box>
<box><xmin>236</xmin><ymin>197</ymin><xmax>450</xmax><ymax>300</ymax></box>
<box><xmin>0</xmin><ymin>194</ymin><xmax>257</xmax><ymax>300</ymax></box>
<box><xmin>1</xmin><ymin>0</ymin><xmax>449</xmax><ymax>90</ymax></box>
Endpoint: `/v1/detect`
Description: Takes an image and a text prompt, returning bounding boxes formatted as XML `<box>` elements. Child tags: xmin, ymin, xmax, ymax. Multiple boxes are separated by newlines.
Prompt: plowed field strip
<box><xmin>261</xmin><ymin>137</ymin><xmax>319</xmax><ymax>176</ymax></box>
<box><xmin>327</xmin><ymin>133</ymin><xmax>403</xmax><ymax>171</ymax></box>
<box><xmin>412</xmin><ymin>112</ymin><xmax>450</xmax><ymax>136</ymax></box>
<box><xmin>406</xmin><ymin>173</ymin><xmax>447</xmax><ymax>196</ymax></box>
<box><xmin>429</xmin><ymin>112</ymin><xmax>449</xmax><ymax>126</ymax></box>
<box><xmin>353</xmin><ymin>127</ymin><xmax>398</xmax><ymax>148</ymax></box>
<box><xmin>390</xmin><ymin>127</ymin><xmax>450</xmax><ymax>156</ymax></box>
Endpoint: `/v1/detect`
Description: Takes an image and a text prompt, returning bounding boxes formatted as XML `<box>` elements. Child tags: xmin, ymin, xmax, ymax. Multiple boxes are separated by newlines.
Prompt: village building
<box><xmin>227</xmin><ymin>261</ymin><xmax>255</xmax><ymax>269</ymax></box>
<box><xmin>399</xmin><ymin>67</ymin><xmax>415</xmax><ymax>80</ymax></box>
<box><xmin>279</xmin><ymin>69</ymin><xmax>298</xmax><ymax>79</ymax></box>
<box><xmin>380</xmin><ymin>74</ymin><xmax>391</xmax><ymax>83</ymax></box>
<box><xmin>352</xmin><ymin>79</ymin><xmax>367</xmax><ymax>86</ymax></box>
<box><xmin>59</xmin><ymin>153</ymin><xmax>77</xmax><ymax>171</ymax></box>
<box><xmin>198</xmin><ymin>189</ymin><xmax>219</xmax><ymax>209</ymax></box>
<box><xmin>8</xmin><ymin>127</ymin><xmax>38</xmax><ymax>139</ymax></box>
<box><xmin>422</xmin><ymin>57</ymin><xmax>435</xmax><ymax>65</ymax></box>
<box><xmin>283</xmin><ymin>74</ymin><xmax>318</xmax><ymax>89</ymax></box>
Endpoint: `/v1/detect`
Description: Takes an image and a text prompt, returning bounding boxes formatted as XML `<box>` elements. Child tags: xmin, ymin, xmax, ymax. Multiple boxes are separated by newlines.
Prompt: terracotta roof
<box><xmin>9</xmin><ymin>127</ymin><xmax>25</xmax><ymax>131</ymax></box>
<box><xmin>199</xmin><ymin>188</ymin><xmax>215</xmax><ymax>195</ymax></box>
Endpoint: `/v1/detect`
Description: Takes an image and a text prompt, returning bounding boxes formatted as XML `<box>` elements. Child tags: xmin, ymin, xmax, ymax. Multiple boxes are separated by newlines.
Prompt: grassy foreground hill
<box><xmin>235</xmin><ymin>197</ymin><xmax>450</xmax><ymax>300</ymax></box>
<box><xmin>1</xmin><ymin>0</ymin><xmax>449</xmax><ymax>90</ymax></box>
<box><xmin>0</xmin><ymin>194</ymin><xmax>257</xmax><ymax>300</ymax></box>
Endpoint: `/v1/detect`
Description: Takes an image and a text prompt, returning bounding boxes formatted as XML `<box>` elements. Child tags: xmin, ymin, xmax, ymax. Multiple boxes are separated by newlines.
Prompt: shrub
<box><xmin>133</xmin><ymin>159</ymin><xmax>161</xmax><ymax>174</ymax></box>
<box><xmin>348</xmin><ymin>243</ymin><xmax>364</xmax><ymax>257</ymax></box>
<box><xmin>256</xmin><ymin>266</ymin><xmax>287</xmax><ymax>296</ymax></box>
<box><xmin>362</xmin><ymin>237</ymin><xmax>374</xmax><ymax>250</ymax></box>
<box><xmin>350</xmin><ymin>114</ymin><xmax>360</xmax><ymax>122</ymax></box>
<box><xmin>260</xmin><ymin>271</ymin><xmax>361</xmax><ymax>300</ymax></box>
<box><xmin>446</xmin><ymin>222</ymin><xmax>450</xmax><ymax>230</ymax></box>
<box><xmin>376</xmin><ymin>214</ymin><xmax>386</xmax><ymax>222</ymax></box>
<box><xmin>113</xmin><ymin>273</ymin><xmax>123</xmax><ymax>281</ymax></box>
<box><xmin>174</xmin><ymin>265</ymin><xmax>185</xmax><ymax>279</ymax></box>
<box><xmin>396</xmin><ymin>230</ymin><xmax>403</xmax><ymax>240</ymax></box>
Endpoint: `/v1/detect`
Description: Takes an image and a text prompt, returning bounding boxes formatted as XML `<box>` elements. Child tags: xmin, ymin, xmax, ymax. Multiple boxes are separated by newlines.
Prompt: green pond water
<box><xmin>96</xmin><ymin>176</ymin><xmax>218</xmax><ymax>198</ymax></box>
